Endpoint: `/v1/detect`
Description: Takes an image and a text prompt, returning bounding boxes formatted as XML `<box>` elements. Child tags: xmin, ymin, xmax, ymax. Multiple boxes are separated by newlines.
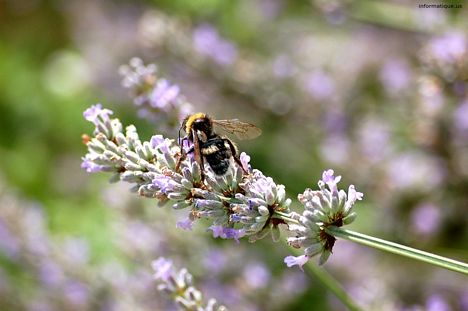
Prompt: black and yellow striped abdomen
<box><xmin>200</xmin><ymin>136</ymin><xmax>234</xmax><ymax>175</ymax></box>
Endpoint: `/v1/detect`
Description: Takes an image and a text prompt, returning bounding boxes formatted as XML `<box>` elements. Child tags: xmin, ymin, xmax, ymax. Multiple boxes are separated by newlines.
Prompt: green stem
<box><xmin>289</xmin><ymin>247</ymin><xmax>363</xmax><ymax>311</ymax></box>
<box><xmin>325</xmin><ymin>226</ymin><xmax>468</xmax><ymax>275</ymax></box>
<box><xmin>274</xmin><ymin>211</ymin><xmax>299</xmax><ymax>224</ymax></box>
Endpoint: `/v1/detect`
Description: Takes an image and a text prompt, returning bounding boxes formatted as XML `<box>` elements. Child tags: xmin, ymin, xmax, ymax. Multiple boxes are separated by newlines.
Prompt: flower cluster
<box><xmin>285</xmin><ymin>170</ymin><xmax>363</xmax><ymax>267</ymax></box>
<box><xmin>82</xmin><ymin>103</ymin><xmax>365</xmax><ymax>268</ymax></box>
<box><xmin>152</xmin><ymin>257</ymin><xmax>227</xmax><ymax>311</ymax></box>
<box><xmin>119</xmin><ymin>57</ymin><xmax>193</xmax><ymax>130</ymax></box>
<box><xmin>81</xmin><ymin>104</ymin><xmax>291</xmax><ymax>244</ymax></box>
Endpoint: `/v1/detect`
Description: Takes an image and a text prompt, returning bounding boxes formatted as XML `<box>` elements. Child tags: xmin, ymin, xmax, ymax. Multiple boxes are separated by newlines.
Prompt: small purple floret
<box><xmin>240</xmin><ymin>152</ymin><xmax>251</xmax><ymax>172</ymax></box>
<box><xmin>284</xmin><ymin>255</ymin><xmax>309</xmax><ymax>271</ymax></box>
<box><xmin>83</xmin><ymin>104</ymin><xmax>113</xmax><ymax>125</ymax></box>
<box><xmin>209</xmin><ymin>226</ymin><xmax>245</xmax><ymax>243</ymax></box>
<box><xmin>152</xmin><ymin>175</ymin><xmax>174</xmax><ymax>193</ymax></box>
<box><xmin>150</xmin><ymin>135</ymin><xmax>171</xmax><ymax>154</ymax></box>
<box><xmin>152</xmin><ymin>257</ymin><xmax>173</xmax><ymax>282</ymax></box>
<box><xmin>81</xmin><ymin>158</ymin><xmax>104</xmax><ymax>173</ymax></box>
<box><xmin>176</xmin><ymin>218</ymin><xmax>194</xmax><ymax>231</ymax></box>
<box><xmin>322</xmin><ymin>169</ymin><xmax>341</xmax><ymax>192</ymax></box>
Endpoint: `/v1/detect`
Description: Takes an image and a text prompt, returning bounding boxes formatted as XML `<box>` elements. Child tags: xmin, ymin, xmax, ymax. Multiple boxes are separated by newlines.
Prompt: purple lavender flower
<box><xmin>83</xmin><ymin>103</ymin><xmax>113</xmax><ymax>126</ymax></box>
<box><xmin>82</xmin><ymin>105</ymin><xmax>295</xmax><ymax>245</ymax></box>
<box><xmin>81</xmin><ymin>158</ymin><xmax>104</xmax><ymax>173</ymax></box>
<box><xmin>152</xmin><ymin>257</ymin><xmax>174</xmax><ymax>282</ymax></box>
<box><xmin>119</xmin><ymin>58</ymin><xmax>193</xmax><ymax>128</ymax></box>
<box><xmin>286</xmin><ymin>169</ymin><xmax>363</xmax><ymax>266</ymax></box>
<box><xmin>193</xmin><ymin>24</ymin><xmax>238</xmax><ymax>66</ymax></box>
<box><xmin>176</xmin><ymin>217</ymin><xmax>194</xmax><ymax>230</ymax></box>
<box><xmin>233</xmin><ymin>170</ymin><xmax>291</xmax><ymax>242</ymax></box>
<box><xmin>152</xmin><ymin>257</ymin><xmax>228</xmax><ymax>310</ymax></box>
<box><xmin>209</xmin><ymin>226</ymin><xmax>246</xmax><ymax>243</ymax></box>
<box><xmin>321</xmin><ymin>169</ymin><xmax>341</xmax><ymax>193</ymax></box>
<box><xmin>239</xmin><ymin>152</ymin><xmax>252</xmax><ymax>173</ymax></box>
<box><xmin>284</xmin><ymin>255</ymin><xmax>309</xmax><ymax>270</ymax></box>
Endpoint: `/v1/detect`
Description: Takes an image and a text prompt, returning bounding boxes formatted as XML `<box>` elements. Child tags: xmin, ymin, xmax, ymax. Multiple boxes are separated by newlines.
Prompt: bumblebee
<box><xmin>178</xmin><ymin>112</ymin><xmax>261</xmax><ymax>176</ymax></box>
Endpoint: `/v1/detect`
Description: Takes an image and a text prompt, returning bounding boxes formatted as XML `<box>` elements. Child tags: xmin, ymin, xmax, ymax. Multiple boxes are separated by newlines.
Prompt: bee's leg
<box><xmin>176</xmin><ymin>137</ymin><xmax>206</xmax><ymax>181</ymax></box>
<box><xmin>224</xmin><ymin>139</ymin><xmax>249</xmax><ymax>174</ymax></box>
<box><xmin>175</xmin><ymin>137</ymin><xmax>191</xmax><ymax>173</ymax></box>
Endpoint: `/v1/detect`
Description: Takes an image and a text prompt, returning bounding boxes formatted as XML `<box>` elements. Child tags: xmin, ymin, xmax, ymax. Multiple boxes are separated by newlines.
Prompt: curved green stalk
<box><xmin>289</xmin><ymin>247</ymin><xmax>363</xmax><ymax>311</ymax></box>
<box><xmin>325</xmin><ymin>226</ymin><xmax>468</xmax><ymax>275</ymax></box>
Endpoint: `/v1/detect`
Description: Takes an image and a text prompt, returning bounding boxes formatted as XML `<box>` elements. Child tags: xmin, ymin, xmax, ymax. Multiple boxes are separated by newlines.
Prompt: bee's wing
<box><xmin>213</xmin><ymin>119</ymin><xmax>262</xmax><ymax>140</ymax></box>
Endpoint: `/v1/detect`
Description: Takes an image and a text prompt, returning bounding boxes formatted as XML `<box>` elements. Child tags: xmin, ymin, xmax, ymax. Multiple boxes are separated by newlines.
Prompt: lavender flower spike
<box><xmin>81</xmin><ymin>104</ymin><xmax>291</xmax><ymax>243</ymax></box>
<box><xmin>119</xmin><ymin>58</ymin><xmax>193</xmax><ymax>129</ymax></box>
<box><xmin>286</xmin><ymin>169</ymin><xmax>363</xmax><ymax>266</ymax></box>
<box><xmin>152</xmin><ymin>257</ymin><xmax>228</xmax><ymax>311</ymax></box>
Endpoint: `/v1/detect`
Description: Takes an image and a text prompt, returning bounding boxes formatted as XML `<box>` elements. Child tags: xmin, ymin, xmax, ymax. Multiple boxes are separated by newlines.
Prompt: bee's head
<box><xmin>183</xmin><ymin>113</ymin><xmax>213</xmax><ymax>139</ymax></box>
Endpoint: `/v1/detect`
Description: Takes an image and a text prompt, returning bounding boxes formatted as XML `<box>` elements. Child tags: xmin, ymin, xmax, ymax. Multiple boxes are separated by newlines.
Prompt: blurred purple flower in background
<box><xmin>387</xmin><ymin>152</ymin><xmax>445</xmax><ymax>191</ymax></box>
<box><xmin>64</xmin><ymin>281</ymin><xmax>90</xmax><ymax>306</ymax></box>
<box><xmin>242</xmin><ymin>262</ymin><xmax>271</xmax><ymax>289</ymax></box>
<box><xmin>303</xmin><ymin>70</ymin><xmax>336</xmax><ymax>100</ymax></box>
<box><xmin>379</xmin><ymin>59</ymin><xmax>412</xmax><ymax>95</ymax></box>
<box><xmin>410</xmin><ymin>203</ymin><xmax>441</xmax><ymax>236</ymax></box>
<box><xmin>357</xmin><ymin>118</ymin><xmax>391</xmax><ymax>162</ymax></box>
<box><xmin>176</xmin><ymin>217</ymin><xmax>194</xmax><ymax>230</ymax></box>
<box><xmin>203</xmin><ymin>249</ymin><xmax>228</xmax><ymax>274</ymax></box>
<box><xmin>0</xmin><ymin>219</ymin><xmax>20</xmax><ymax>259</ymax></box>
<box><xmin>152</xmin><ymin>257</ymin><xmax>228</xmax><ymax>310</ymax></box>
<box><xmin>119</xmin><ymin>58</ymin><xmax>193</xmax><ymax>127</ymax></box>
<box><xmin>152</xmin><ymin>257</ymin><xmax>173</xmax><ymax>282</ymax></box>
<box><xmin>148</xmin><ymin>79</ymin><xmax>180</xmax><ymax>110</ymax></box>
<box><xmin>193</xmin><ymin>24</ymin><xmax>238</xmax><ymax>66</ymax></box>
<box><xmin>257</xmin><ymin>0</ymin><xmax>284</xmax><ymax>20</ymax></box>
<box><xmin>272</xmin><ymin>55</ymin><xmax>295</xmax><ymax>78</ymax></box>
<box><xmin>453</xmin><ymin>100</ymin><xmax>468</xmax><ymax>135</ymax></box>
<box><xmin>426</xmin><ymin>294</ymin><xmax>450</xmax><ymax>311</ymax></box>
<box><xmin>461</xmin><ymin>291</ymin><xmax>468</xmax><ymax>311</ymax></box>
<box><xmin>39</xmin><ymin>261</ymin><xmax>64</xmax><ymax>288</ymax></box>
<box><xmin>428</xmin><ymin>33</ymin><xmax>466</xmax><ymax>64</ymax></box>
<box><xmin>320</xmin><ymin>134</ymin><xmax>350</xmax><ymax>165</ymax></box>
